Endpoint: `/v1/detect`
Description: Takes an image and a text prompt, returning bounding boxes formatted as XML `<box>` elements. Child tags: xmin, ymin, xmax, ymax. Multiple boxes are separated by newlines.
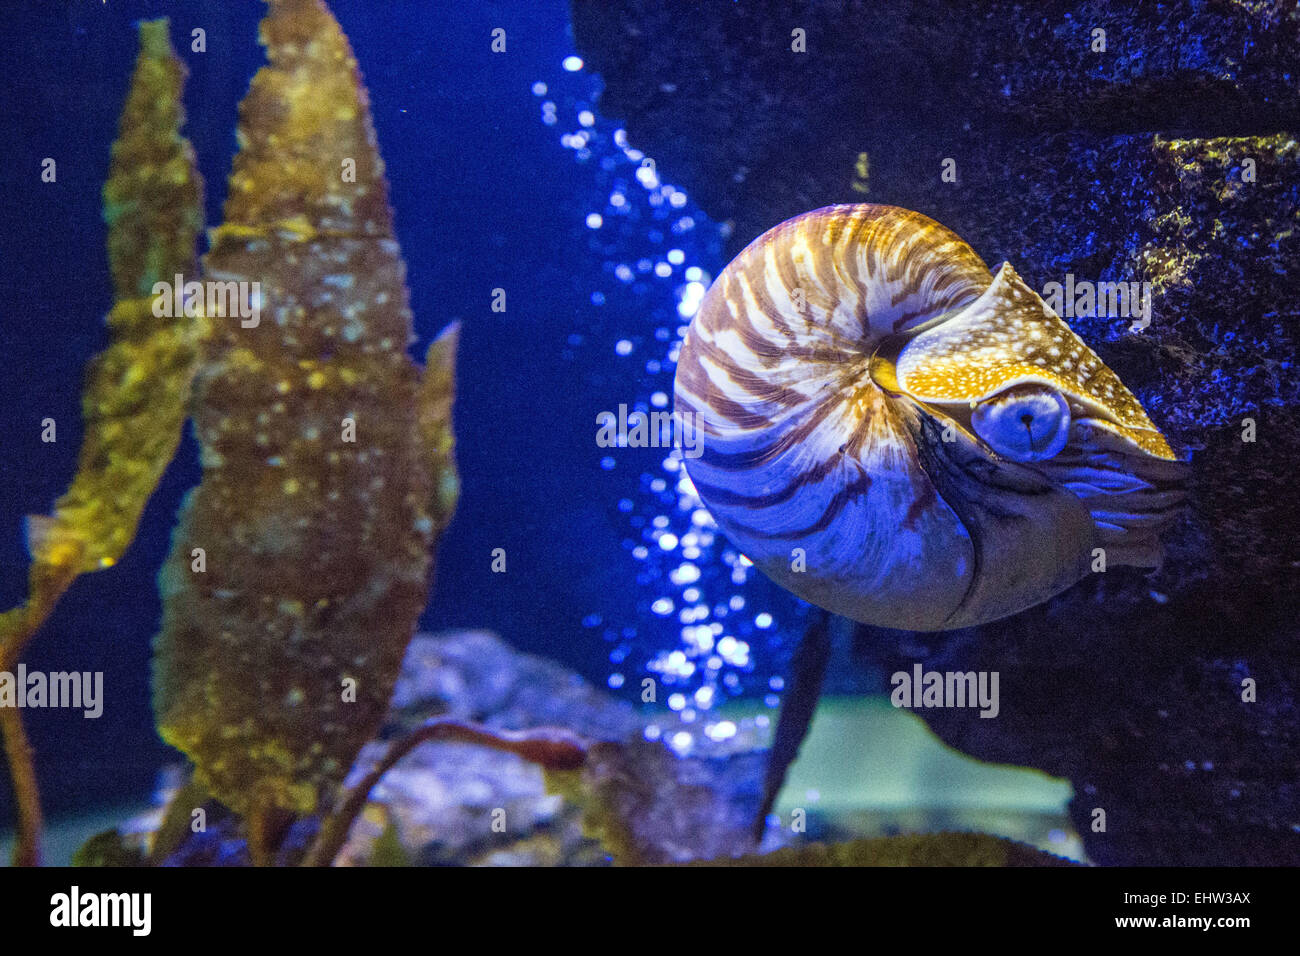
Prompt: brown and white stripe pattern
<box><xmin>674</xmin><ymin>204</ymin><xmax>1185</xmax><ymax>631</ymax></box>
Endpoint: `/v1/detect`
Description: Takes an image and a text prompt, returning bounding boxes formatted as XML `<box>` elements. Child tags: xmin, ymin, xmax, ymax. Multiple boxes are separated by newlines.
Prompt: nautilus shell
<box><xmin>674</xmin><ymin>204</ymin><xmax>1187</xmax><ymax>631</ymax></box>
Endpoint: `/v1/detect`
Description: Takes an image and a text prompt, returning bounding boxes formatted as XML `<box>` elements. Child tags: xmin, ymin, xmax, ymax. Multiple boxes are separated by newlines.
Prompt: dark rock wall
<box><xmin>574</xmin><ymin>0</ymin><xmax>1300</xmax><ymax>864</ymax></box>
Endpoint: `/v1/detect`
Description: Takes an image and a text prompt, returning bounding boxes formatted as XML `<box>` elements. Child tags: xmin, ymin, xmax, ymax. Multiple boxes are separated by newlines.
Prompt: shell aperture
<box><xmin>673</xmin><ymin>204</ymin><xmax>1186</xmax><ymax>631</ymax></box>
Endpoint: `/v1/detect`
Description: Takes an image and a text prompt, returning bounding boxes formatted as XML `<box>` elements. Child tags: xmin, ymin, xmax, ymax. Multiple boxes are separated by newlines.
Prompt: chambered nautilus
<box><xmin>674</xmin><ymin>204</ymin><xmax>1187</xmax><ymax>631</ymax></box>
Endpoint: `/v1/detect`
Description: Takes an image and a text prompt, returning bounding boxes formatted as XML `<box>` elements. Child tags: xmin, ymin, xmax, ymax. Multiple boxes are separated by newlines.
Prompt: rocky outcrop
<box><xmin>574</xmin><ymin>0</ymin><xmax>1300</xmax><ymax>864</ymax></box>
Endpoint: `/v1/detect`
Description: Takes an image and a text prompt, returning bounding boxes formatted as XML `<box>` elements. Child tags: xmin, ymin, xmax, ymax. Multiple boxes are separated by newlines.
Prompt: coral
<box><xmin>0</xmin><ymin>18</ymin><xmax>202</xmax><ymax>866</ymax></box>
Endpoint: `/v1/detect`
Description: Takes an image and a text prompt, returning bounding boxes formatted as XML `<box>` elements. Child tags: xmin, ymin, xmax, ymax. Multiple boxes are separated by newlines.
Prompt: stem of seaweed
<box><xmin>0</xmin><ymin>702</ymin><xmax>42</xmax><ymax>867</ymax></box>
<box><xmin>0</xmin><ymin>587</ymin><xmax>70</xmax><ymax>867</ymax></box>
<box><xmin>301</xmin><ymin>718</ymin><xmax>588</xmax><ymax>867</ymax></box>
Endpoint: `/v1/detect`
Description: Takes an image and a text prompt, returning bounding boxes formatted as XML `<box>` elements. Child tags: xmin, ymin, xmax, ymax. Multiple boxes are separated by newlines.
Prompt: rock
<box><xmin>125</xmin><ymin>630</ymin><xmax>787</xmax><ymax>865</ymax></box>
<box><xmin>702</xmin><ymin>831</ymin><xmax>1077</xmax><ymax>867</ymax></box>
<box><xmin>574</xmin><ymin>740</ymin><xmax>771</xmax><ymax>864</ymax></box>
<box><xmin>339</xmin><ymin>630</ymin><xmax>643</xmax><ymax>866</ymax></box>
<box><xmin>335</xmin><ymin>737</ymin><xmax>601</xmax><ymax>867</ymax></box>
<box><xmin>574</xmin><ymin>0</ymin><xmax>1300</xmax><ymax>251</ymax></box>
<box><xmin>343</xmin><ymin>630</ymin><xmax>783</xmax><ymax>865</ymax></box>
<box><xmin>386</xmin><ymin>630</ymin><xmax>643</xmax><ymax>740</ymax></box>
<box><xmin>573</xmin><ymin>0</ymin><xmax>1300</xmax><ymax>864</ymax></box>
<box><xmin>116</xmin><ymin>629</ymin><xmax>1075</xmax><ymax>864</ymax></box>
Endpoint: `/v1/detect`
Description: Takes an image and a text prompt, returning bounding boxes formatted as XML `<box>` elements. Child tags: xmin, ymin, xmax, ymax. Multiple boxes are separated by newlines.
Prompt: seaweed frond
<box><xmin>0</xmin><ymin>18</ymin><xmax>201</xmax><ymax>866</ymax></box>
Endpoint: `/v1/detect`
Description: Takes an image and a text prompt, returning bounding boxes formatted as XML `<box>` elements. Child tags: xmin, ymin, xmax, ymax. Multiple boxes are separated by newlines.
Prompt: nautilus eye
<box><xmin>674</xmin><ymin>203</ymin><xmax>1188</xmax><ymax>631</ymax></box>
<box><xmin>970</xmin><ymin>385</ymin><xmax>1070</xmax><ymax>462</ymax></box>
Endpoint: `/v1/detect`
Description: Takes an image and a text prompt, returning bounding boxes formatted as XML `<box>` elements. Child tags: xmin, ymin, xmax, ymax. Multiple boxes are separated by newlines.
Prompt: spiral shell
<box><xmin>674</xmin><ymin>204</ymin><xmax>1186</xmax><ymax>631</ymax></box>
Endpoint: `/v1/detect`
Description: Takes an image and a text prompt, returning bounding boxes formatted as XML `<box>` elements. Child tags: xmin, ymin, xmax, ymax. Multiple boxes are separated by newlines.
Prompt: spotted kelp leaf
<box><xmin>30</xmin><ymin>17</ymin><xmax>202</xmax><ymax>583</ymax></box>
<box><xmin>418</xmin><ymin>321</ymin><xmax>461</xmax><ymax>540</ymax></box>
<box><xmin>0</xmin><ymin>17</ymin><xmax>202</xmax><ymax>647</ymax></box>
<box><xmin>101</xmin><ymin>21</ymin><xmax>206</xmax><ymax>305</ymax></box>
<box><xmin>0</xmin><ymin>18</ymin><xmax>202</xmax><ymax>867</ymax></box>
<box><xmin>152</xmin><ymin>0</ymin><xmax>456</xmax><ymax>824</ymax></box>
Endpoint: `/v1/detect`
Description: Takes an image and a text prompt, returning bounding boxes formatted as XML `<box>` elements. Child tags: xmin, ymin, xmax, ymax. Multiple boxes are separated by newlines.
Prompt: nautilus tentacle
<box><xmin>674</xmin><ymin>204</ymin><xmax>1186</xmax><ymax>631</ymax></box>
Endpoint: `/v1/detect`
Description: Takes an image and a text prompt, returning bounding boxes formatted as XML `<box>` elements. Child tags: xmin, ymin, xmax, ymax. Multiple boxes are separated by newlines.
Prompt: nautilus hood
<box><xmin>892</xmin><ymin>262</ymin><xmax>1176</xmax><ymax>461</ymax></box>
